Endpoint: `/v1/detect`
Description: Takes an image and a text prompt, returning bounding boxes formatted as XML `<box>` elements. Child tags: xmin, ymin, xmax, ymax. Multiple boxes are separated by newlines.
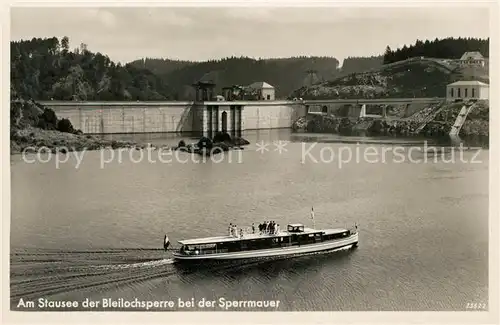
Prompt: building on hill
<box><xmin>247</xmin><ymin>82</ymin><xmax>275</xmax><ymax>100</ymax></box>
<box><xmin>446</xmin><ymin>80</ymin><xmax>489</xmax><ymax>101</ymax></box>
<box><xmin>459</xmin><ymin>52</ymin><xmax>486</xmax><ymax>67</ymax></box>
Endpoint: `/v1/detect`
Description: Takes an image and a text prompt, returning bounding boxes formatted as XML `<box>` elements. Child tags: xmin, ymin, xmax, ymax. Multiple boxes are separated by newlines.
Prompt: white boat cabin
<box><xmin>287</xmin><ymin>223</ymin><xmax>305</xmax><ymax>232</ymax></box>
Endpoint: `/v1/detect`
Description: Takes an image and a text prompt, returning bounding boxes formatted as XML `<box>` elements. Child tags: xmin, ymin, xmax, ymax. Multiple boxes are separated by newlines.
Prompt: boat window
<box><xmin>323</xmin><ymin>231</ymin><xmax>353</xmax><ymax>240</ymax></box>
<box><xmin>196</xmin><ymin>243</ymin><xmax>216</xmax><ymax>250</ymax></box>
<box><xmin>287</xmin><ymin>225</ymin><xmax>305</xmax><ymax>232</ymax></box>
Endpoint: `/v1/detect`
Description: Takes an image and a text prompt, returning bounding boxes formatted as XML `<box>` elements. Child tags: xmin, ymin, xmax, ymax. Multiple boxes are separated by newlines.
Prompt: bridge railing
<box><xmin>303</xmin><ymin>98</ymin><xmax>445</xmax><ymax>105</ymax></box>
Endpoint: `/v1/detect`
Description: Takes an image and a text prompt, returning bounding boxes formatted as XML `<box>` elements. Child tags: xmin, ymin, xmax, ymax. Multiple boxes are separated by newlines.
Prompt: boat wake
<box><xmin>10</xmin><ymin>244</ymin><xmax>356</xmax><ymax>303</ymax></box>
<box><xmin>90</xmin><ymin>258</ymin><xmax>175</xmax><ymax>271</ymax></box>
<box><xmin>10</xmin><ymin>248</ymin><xmax>177</xmax><ymax>301</ymax></box>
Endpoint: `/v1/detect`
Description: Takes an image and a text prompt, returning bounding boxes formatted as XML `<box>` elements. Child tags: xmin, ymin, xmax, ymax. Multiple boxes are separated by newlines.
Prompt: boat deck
<box><xmin>178</xmin><ymin>227</ymin><xmax>349</xmax><ymax>245</ymax></box>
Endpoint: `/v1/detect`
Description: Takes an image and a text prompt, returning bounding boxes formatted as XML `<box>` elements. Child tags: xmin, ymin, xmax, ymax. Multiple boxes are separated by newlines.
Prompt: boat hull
<box><xmin>172</xmin><ymin>233</ymin><xmax>358</xmax><ymax>263</ymax></box>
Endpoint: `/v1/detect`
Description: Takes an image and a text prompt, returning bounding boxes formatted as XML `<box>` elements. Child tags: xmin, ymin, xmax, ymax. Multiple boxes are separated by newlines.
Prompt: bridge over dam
<box><xmin>39</xmin><ymin>98</ymin><xmax>446</xmax><ymax>136</ymax></box>
<box><xmin>305</xmin><ymin>97</ymin><xmax>444</xmax><ymax>118</ymax></box>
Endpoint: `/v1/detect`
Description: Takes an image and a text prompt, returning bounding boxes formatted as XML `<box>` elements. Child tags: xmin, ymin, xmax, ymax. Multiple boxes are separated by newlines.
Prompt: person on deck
<box><xmin>228</xmin><ymin>223</ymin><xmax>233</xmax><ymax>236</ymax></box>
<box><xmin>252</xmin><ymin>223</ymin><xmax>255</xmax><ymax>234</ymax></box>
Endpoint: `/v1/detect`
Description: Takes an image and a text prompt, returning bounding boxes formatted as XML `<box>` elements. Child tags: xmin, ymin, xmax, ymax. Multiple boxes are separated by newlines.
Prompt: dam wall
<box><xmin>241</xmin><ymin>102</ymin><xmax>305</xmax><ymax>130</ymax></box>
<box><xmin>38</xmin><ymin>100</ymin><xmax>306</xmax><ymax>135</ymax></box>
<box><xmin>39</xmin><ymin>101</ymin><xmax>196</xmax><ymax>134</ymax></box>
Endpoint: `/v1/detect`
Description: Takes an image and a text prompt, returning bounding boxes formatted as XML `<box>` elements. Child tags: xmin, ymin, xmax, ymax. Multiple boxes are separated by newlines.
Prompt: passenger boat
<box><xmin>167</xmin><ymin>222</ymin><xmax>358</xmax><ymax>263</ymax></box>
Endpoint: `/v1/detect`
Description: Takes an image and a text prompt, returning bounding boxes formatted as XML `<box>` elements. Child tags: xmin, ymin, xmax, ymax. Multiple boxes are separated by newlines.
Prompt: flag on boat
<box><xmin>164</xmin><ymin>234</ymin><xmax>170</xmax><ymax>251</ymax></box>
<box><xmin>311</xmin><ymin>206</ymin><xmax>315</xmax><ymax>220</ymax></box>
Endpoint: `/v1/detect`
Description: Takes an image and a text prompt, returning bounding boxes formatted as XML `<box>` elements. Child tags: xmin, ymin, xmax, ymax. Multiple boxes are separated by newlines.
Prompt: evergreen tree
<box><xmin>382</xmin><ymin>37</ymin><xmax>489</xmax><ymax>64</ymax></box>
<box><xmin>383</xmin><ymin>46</ymin><xmax>392</xmax><ymax>64</ymax></box>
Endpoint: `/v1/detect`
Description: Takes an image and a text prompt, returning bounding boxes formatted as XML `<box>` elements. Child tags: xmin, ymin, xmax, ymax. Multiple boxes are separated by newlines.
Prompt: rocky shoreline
<box><xmin>10</xmin><ymin>96</ymin><xmax>146</xmax><ymax>155</ymax></box>
<box><xmin>292</xmin><ymin>100</ymin><xmax>489</xmax><ymax>138</ymax></box>
<box><xmin>10</xmin><ymin>126</ymin><xmax>144</xmax><ymax>155</ymax></box>
<box><xmin>11</xmin><ymin>127</ymin><xmax>251</xmax><ymax>156</ymax></box>
<box><xmin>10</xmin><ymin>95</ymin><xmax>250</xmax><ymax>155</ymax></box>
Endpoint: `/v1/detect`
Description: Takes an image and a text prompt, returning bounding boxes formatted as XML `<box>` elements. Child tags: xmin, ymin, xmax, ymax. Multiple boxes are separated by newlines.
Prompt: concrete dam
<box><xmin>39</xmin><ymin>100</ymin><xmax>307</xmax><ymax>136</ymax></box>
<box><xmin>39</xmin><ymin>98</ymin><xmax>444</xmax><ymax>136</ymax></box>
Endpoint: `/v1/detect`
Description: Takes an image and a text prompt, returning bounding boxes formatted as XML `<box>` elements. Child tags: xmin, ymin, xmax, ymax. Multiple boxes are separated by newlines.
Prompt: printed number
<box><xmin>466</xmin><ymin>303</ymin><xmax>487</xmax><ymax>310</ymax></box>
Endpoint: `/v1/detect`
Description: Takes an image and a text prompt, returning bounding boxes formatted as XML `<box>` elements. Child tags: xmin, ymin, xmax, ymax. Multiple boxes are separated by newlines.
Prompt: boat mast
<box><xmin>311</xmin><ymin>206</ymin><xmax>315</xmax><ymax>229</ymax></box>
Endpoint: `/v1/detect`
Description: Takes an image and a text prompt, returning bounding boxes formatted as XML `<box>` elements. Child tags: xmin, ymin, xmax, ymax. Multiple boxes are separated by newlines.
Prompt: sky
<box><xmin>10</xmin><ymin>6</ymin><xmax>490</xmax><ymax>66</ymax></box>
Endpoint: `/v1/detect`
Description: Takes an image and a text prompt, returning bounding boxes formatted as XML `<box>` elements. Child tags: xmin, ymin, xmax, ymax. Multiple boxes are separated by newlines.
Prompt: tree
<box><xmin>80</xmin><ymin>43</ymin><xmax>88</xmax><ymax>53</ymax></box>
<box><xmin>383</xmin><ymin>46</ymin><xmax>392</xmax><ymax>64</ymax></box>
<box><xmin>61</xmin><ymin>36</ymin><xmax>69</xmax><ymax>53</ymax></box>
<box><xmin>56</xmin><ymin>118</ymin><xmax>75</xmax><ymax>133</ymax></box>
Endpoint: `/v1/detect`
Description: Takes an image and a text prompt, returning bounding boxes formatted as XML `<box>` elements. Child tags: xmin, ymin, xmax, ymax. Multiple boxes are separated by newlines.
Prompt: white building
<box><xmin>459</xmin><ymin>51</ymin><xmax>486</xmax><ymax>67</ymax></box>
<box><xmin>247</xmin><ymin>82</ymin><xmax>275</xmax><ymax>100</ymax></box>
<box><xmin>446</xmin><ymin>80</ymin><xmax>489</xmax><ymax>101</ymax></box>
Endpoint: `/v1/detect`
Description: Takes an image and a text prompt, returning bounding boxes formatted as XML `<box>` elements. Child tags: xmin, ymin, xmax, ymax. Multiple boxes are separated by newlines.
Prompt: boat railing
<box><xmin>183</xmin><ymin>249</ymin><xmax>216</xmax><ymax>256</ymax></box>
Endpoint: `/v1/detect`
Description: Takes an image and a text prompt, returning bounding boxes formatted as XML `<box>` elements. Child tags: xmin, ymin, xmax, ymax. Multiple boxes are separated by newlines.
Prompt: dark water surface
<box><xmin>10</xmin><ymin>130</ymin><xmax>489</xmax><ymax>311</ymax></box>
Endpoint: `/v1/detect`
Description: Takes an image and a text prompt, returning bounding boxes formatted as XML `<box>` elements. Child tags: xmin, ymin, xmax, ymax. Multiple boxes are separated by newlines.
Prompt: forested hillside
<box><xmin>11</xmin><ymin>37</ymin><xmax>344</xmax><ymax>101</ymax></box>
<box><xmin>11</xmin><ymin>37</ymin><xmax>172</xmax><ymax>101</ymax></box>
<box><xmin>129</xmin><ymin>56</ymin><xmax>341</xmax><ymax>99</ymax></box>
<box><xmin>383</xmin><ymin>37</ymin><xmax>489</xmax><ymax>64</ymax></box>
<box><xmin>11</xmin><ymin>36</ymin><xmax>489</xmax><ymax>102</ymax></box>
<box><xmin>130</xmin><ymin>58</ymin><xmax>195</xmax><ymax>75</ymax></box>
<box><xmin>129</xmin><ymin>55</ymin><xmax>386</xmax><ymax>99</ymax></box>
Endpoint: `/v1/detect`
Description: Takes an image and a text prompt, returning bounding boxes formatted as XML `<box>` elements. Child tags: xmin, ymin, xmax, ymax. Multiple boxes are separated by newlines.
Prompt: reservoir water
<box><xmin>10</xmin><ymin>130</ymin><xmax>489</xmax><ymax>311</ymax></box>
